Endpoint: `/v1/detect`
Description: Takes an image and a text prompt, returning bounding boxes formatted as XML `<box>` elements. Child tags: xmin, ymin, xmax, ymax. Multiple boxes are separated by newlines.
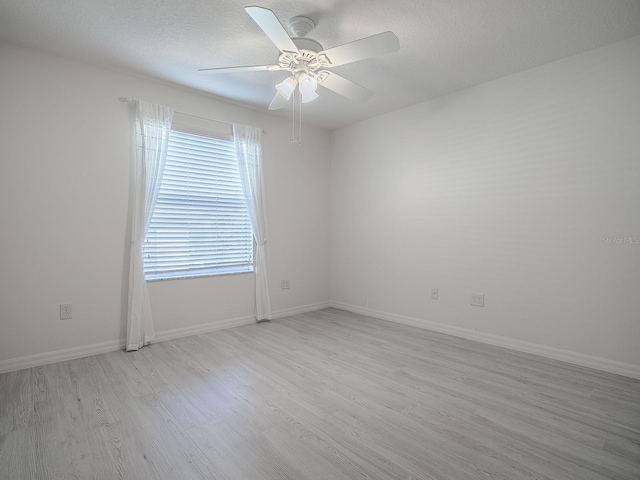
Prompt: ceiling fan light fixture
<box><xmin>298</xmin><ymin>73</ymin><xmax>318</xmax><ymax>103</ymax></box>
<box><xmin>201</xmin><ymin>6</ymin><xmax>399</xmax><ymax>142</ymax></box>
<box><xmin>276</xmin><ymin>76</ymin><xmax>296</xmax><ymax>100</ymax></box>
<box><xmin>300</xmin><ymin>87</ymin><xmax>318</xmax><ymax>104</ymax></box>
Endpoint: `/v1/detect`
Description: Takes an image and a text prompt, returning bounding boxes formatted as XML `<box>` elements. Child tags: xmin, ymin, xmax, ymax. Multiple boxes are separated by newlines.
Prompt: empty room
<box><xmin>1</xmin><ymin>0</ymin><xmax>639</xmax><ymax>479</ymax></box>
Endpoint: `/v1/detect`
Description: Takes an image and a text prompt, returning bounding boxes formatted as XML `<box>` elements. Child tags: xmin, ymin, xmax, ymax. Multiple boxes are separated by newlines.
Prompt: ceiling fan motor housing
<box><xmin>292</xmin><ymin>37</ymin><xmax>323</xmax><ymax>53</ymax></box>
<box><xmin>278</xmin><ymin>16</ymin><xmax>326</xmax><ymax>76</ymax></box>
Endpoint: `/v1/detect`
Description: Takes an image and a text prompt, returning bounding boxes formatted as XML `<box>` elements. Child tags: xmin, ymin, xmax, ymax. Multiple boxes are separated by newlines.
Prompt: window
<box><xmin>143</xmin><ymin>114</ymin><xmax>253</xmax><ymax>280</ymax></box>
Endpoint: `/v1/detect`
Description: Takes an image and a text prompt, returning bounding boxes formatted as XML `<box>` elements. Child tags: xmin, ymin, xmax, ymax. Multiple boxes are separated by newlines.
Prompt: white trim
<box><xmin>152</xmin><ymin>315</ymin><xmax>255</xmax><ymax>343</ymax></box>
<box><xmin>330</xmin><ymin>301</ymin><xmax>640</xmax><ymax>380</ymax></box>
<box><xmin>0</xmin><ymin>339</ymin><xmax>125</xmax><ymax>374</ymax></box>
<box><xmin>12</xmin><ymin>301</ymin><xmax>632</xmax><ymax>380</ymax></box>
<box><xmin>270</xmin><ymin>301</ymin><xmax>332</xmax><ymax>319</ymax></box>
<box><xmin>0</xmin><ymin>304</ymin><xmax>332</xmax><ymax>374</ymax></box>
<box><xmin>0</xmin><ymin>315</ymin><xmax>255</xmax><ymax>374</ymax></box>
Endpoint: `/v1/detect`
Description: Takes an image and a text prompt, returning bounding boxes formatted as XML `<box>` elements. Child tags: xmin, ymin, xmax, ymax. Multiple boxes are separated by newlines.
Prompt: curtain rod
<box><xmin>118</xmin><ymin>97</ymin><xmax>267</xmax><ymax>134</ymax></box>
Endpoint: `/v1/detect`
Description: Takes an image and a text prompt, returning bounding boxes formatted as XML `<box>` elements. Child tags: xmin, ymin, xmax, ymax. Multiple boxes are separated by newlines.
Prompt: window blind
<box><xmin>143</xmin><ymin>129</ymin><xmax>253</xmax><ymax>280</ymax></box>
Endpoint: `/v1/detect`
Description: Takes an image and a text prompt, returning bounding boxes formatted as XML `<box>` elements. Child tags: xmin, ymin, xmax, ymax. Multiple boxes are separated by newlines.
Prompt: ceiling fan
<box><xmin>198</xmin><ymin>6</ymin><xmax>400</xmax><ymax>110</ymax></box>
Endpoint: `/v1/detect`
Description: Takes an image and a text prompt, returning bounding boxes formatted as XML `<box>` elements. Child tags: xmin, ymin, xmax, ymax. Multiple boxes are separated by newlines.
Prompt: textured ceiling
<box><xmin>1</xmin><ymin>0</ymin><xmax>640</xmax><ymax>129</ymax></box>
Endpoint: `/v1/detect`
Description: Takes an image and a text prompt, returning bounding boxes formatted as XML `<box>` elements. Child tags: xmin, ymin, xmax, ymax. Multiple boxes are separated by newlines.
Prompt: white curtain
<box><xmin>127</xmin><ymin>100</ymin><xmax>174</xmax><ymax>350</ymax></box>
<box><xmin>233</xmin><ymin>124</ymin><xmax>272</xmax><ymax>321</ymax></box>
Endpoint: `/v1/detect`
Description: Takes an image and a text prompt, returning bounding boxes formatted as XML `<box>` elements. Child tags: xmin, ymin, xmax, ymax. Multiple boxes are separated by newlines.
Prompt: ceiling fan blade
<box><xmin>198</xmin><ymin>65</ymin><xmax>282</xmax><ymax>74</ymax></box>
<box><xmin>268</xmin><ymin>92</ymin><xmax>290</xmax><ymax>110</ymax></box>
<box><xmin>318</xmin><ymin>72</ymin><xmax>373</xmax><ymax>102</ymax></box>
<box><xmin>245</xmin><ymin>6</ymin><xmax>299</xmax><ymax>54</ymax></box>
<box><xmin>319</xmin><ymin>31</ymin><xmax>399</xmax><ymax>67</ymax></box>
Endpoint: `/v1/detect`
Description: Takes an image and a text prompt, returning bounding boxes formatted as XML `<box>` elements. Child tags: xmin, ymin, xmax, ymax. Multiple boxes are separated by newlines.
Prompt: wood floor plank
<box><xmin>1</xmin><ymin>307</ymin><xmax>639</xmax><ymax>479</ymax></box>
<box><xmin>0</xmin><ymin>427</ymin><xmax>37</xmax><ymax>479</ymax></box>
<box><xmin>266</xmin><ymin>392</ymin><xmax>427</xmax><ymax>479</ymax></box>
<box><xmin>0</xmin><ymin>368</ymin><xmax>32</xmax><ymax>435</ymax></box>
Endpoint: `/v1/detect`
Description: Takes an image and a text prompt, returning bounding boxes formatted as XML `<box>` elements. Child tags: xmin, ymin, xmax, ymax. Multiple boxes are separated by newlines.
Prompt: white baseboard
<box><xmin>0</xmin><ymin>302</ymin><xmax>331</xmax><ymax>374</ymax></box>
<box><xmin>0</xmin><ymin>316</ymin><xmax>258</xmax><ymax>374</ymax></box>
<box><xmin>330</xmin><ymin>301</ymin><xmax>640</xmax><ymax>380</ymax></box>
<box><xmin>152</xmin><ymin>314</ymin><xmax>256</xmax><ymax>344</ymax></box>
<box><xmin>271</xmin><ymin>301</ymin><xmax>332</xmax><ymax>319</ymax></box>
<box><xmin>10</xmin><ymin>300</ymin><xmax>632</xmax><ymax>380</ymax></box>
<box><xmin>149</xmin><ymin>301</ymin><xmax>331</xmax><ymax>342</ymax></box>
<box><xmin>0</xmin><ymin>339</ymin><xmax>126</xmax><ymax>375</ymax></box>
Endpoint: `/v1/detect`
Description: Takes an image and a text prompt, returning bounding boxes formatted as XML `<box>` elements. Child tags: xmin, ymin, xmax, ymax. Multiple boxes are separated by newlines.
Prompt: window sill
<box><xmin>145</xmin><ymin>266</ymin><xmax>253</xmax><ymax>282</ymax></box>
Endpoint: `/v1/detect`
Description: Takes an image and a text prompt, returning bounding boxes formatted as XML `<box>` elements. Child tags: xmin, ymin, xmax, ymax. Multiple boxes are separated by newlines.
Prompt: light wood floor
<box><xmin>1</xmin><ymin>308</ymin><xmax>639</xmax><ymax>479</ymax></box>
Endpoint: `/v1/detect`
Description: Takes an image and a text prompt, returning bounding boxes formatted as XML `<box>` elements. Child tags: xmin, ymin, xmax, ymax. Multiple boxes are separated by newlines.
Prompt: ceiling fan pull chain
<box><xmin>299</xmin><ymin>87</ymin><xmax>303</xmax><ymax>145</ymax></box>
<box><xmin>290</xmin><ymin>85</ymin><xmax>296</xmax><ymax>143</ymax></box>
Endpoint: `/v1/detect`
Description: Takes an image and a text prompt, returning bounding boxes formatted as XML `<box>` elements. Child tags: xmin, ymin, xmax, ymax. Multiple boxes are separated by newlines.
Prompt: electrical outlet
<box><xmin>471</xmin><ymin>294</ymin><xmax>484</xmax><ymax>307</ymax></box>
<box><xmin>281</xmin><ymin>279</ymin><xmax>290</xmax><ymax>290</ymax></box>
<box><xmin>60</xmin><ymin>303</ymin><xmax>73</xmax><ymax>320</ymax></box>
<box><xmin>431</xmin><ymin>288</ymin><xmax>438</xmax><ymax>300</ymax></box>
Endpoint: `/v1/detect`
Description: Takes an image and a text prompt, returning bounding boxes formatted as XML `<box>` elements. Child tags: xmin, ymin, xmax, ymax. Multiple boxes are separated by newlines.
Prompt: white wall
<box><xmin>330</xmin><ymin>36</ymin><xmax>640</xmax><ymax>371</ymax></box>
<box><xmin>2</xmin><ymin>35</ymin><xmax>639</xmax><ymax>376</ymax></box>
<box><xmin>0</xmin><ymin>43</ymin><xmax>330</xmax><ymax>368</ymax></box>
